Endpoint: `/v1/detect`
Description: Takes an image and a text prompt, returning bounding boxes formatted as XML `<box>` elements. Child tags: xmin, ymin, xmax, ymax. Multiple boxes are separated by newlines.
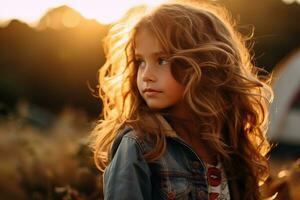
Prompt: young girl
<box><xmin>90</xmin><ymin>1</ymin><xmax>273</xmax><ymax>199</ymax></box>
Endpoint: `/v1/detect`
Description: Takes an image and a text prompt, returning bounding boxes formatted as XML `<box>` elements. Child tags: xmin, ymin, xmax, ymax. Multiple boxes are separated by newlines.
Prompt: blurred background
<box><xmin>0</xmin><ymin>0</ymin><xmax>299</xmax><ymax>199</ymax></box>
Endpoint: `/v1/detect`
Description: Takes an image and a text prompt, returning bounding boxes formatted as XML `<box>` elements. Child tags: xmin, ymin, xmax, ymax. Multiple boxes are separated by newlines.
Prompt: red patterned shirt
<box><xmin>206</xmin><ymin>161</ymin><xmax>230</xmax><ymax>200</ymax></box>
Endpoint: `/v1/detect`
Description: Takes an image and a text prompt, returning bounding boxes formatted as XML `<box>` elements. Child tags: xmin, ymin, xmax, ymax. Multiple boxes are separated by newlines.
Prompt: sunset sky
<box><xmin>0</xmin><ymin>0</ymin><xmax>299</xmax><ymax>26</ymax></box>
<box><xmin>0</xmin><ymin>0</ymin><xmax>166</xmax><ymax>25</ymax></box>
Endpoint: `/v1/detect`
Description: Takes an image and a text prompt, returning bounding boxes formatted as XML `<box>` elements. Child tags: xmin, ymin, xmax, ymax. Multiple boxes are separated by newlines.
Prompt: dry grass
<box><xmin>0</xmin><ymin>104</ymin><xmax>103</xmax><ymax>200</ymax></box>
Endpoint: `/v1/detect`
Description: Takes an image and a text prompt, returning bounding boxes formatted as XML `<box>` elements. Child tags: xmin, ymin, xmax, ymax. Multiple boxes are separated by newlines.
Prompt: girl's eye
<box><xmin>135</xmin><ymin>58</ymin><xmax>145</xmax><ymax>67</ymax></box>
<box><xmin>158</xmin><ymin>57</ymin><xmax>169</xmax><ymax>65</ymax></box>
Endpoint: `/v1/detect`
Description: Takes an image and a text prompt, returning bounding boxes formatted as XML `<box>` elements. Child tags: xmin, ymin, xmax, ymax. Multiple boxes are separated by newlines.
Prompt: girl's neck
<box><xmin>166</xmin><ymin>116</ymin><xmax>197</xmax><ymax>140</ymax></box>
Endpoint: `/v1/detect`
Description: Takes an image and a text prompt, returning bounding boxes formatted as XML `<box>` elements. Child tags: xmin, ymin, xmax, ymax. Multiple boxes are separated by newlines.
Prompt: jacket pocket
<box><xmin>160</xmin><ymin>175</ymin><xmax>192</xmax><ymax>200</ymax></box>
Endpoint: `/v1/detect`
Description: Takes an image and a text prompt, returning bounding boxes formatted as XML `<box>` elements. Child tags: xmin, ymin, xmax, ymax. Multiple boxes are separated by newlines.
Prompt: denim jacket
<box><xmin>103</xmin><ymin>115</ymin><xmax>238</xmax><ymax>200</ymax></box>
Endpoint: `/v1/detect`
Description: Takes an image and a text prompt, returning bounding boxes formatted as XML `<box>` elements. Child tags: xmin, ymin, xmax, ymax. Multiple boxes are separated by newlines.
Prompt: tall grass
<box><xmin>0</xmin><ymin>103</ymin><xmax>103</xmax><ymax>200</ymax></box>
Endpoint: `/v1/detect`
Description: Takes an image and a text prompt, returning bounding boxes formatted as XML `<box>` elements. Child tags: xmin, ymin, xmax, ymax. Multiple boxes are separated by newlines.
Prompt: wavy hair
<box><xmin>90</xmin><ymin>1</ymin><xmax>273</xmax><ymax>199</ymax></box>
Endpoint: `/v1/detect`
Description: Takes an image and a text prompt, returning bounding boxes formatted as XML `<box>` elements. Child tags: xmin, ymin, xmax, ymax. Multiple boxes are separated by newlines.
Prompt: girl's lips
<box><xmin>144</xmin><ymin>91</ymin><xmax>161</xmax><ymax>97</ymax></box>
<box><xmin>143</xmin><ymin>88</ymin><xmax>162</xmax><ymax>93</ymax></box>
<box><xmin>143</xmin><ymin>89</ymin><xmax>162</xmax><ymax>96</ymax></box>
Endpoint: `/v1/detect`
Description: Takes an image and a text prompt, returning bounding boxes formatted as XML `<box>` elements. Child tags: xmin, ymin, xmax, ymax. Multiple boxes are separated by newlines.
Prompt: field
<box><xmin>0</xmin><ymin>105</ymin><xmax>299</xmax><ymax>200</ymax></box>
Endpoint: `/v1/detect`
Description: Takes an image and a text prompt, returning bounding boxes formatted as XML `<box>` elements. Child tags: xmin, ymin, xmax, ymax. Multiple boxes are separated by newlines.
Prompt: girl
<box><xmin>90</xmin><ymin>1</ymin><xmax>274</xmax><ymax>199</ymax></box>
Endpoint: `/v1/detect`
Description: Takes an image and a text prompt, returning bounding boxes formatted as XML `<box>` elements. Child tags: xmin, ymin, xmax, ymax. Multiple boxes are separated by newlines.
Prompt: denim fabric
<box><xmin>103</xmin><ymin>129</ymin><xmax>153</xmax><ymax>200</ymax></box>
<box><xmin>103</xmin><ymin>124</ymin><xmax>219</xmax><ymax>200</ymax></box>
<box><xmin>102</xmin><ymin>113</ymin><xmax>235</xmax><ymax>199</ymax></box>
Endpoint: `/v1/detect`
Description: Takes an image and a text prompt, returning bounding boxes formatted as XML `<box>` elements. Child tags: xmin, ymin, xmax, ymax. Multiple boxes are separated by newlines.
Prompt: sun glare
<box><xmin>0</xmin><ymin>0</ymin><xmax>166</xmax><ymax>26</ymax></box>
<box><xmin>282</xmin><ymin>0</ymin><xmax>300</xmax><ymax>4</ymax></box>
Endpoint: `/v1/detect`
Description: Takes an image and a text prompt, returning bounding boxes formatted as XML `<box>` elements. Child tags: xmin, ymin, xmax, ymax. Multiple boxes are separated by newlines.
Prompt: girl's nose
<box><xmin>142</xmin><ymin>65</ymin><xmax>156</xmax><ymax>82</ymax></box>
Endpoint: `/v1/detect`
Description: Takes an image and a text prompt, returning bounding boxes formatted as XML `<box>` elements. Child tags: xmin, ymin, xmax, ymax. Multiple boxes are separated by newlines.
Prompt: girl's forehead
<box><xmin>135</xmin><ymin>28</ymin><xmax>154</xmax><ymax>39</ymax></box>
<box><xmin>134</xmin><ymin>28</ymin><xmax>164</xmax><ymax>55</ymax></box>
<box><xmin>134</xmin><ymin>27</ymin><xmax>155</xmax><ymax>43</ymax></box>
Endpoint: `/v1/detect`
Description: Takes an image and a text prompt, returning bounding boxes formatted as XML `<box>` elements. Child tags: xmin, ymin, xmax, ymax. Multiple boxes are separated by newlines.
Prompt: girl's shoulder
<box><xmin>109</xmin><ymin>126</ymin><xmax>151</xmax><ymax>161</ymax></box>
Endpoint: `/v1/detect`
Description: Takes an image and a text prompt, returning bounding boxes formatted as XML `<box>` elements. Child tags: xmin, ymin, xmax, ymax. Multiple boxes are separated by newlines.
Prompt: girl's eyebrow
<box><xmin>134</xmin><ymin>51</ymin><xmax>167</xmax><ymax>57</ymax></box>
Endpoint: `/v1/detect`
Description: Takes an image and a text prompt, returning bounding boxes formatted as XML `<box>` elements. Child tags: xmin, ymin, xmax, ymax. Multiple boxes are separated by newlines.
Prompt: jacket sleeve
<box><xmin>103</xmin><ymin>133</ymin><xmax>152</xmax><ymax>200</ymax></box>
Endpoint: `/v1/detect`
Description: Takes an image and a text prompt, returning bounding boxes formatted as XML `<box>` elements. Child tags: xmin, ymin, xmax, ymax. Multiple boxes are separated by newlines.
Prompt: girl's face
<box><xmin>135</xmin><ymin>28</ymin><xmax>186</xmax><ymax>116</ymax></box>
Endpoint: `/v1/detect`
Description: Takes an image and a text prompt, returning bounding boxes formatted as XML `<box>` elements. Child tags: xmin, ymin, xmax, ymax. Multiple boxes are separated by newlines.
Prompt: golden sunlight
<box><xmin>0</xmin><ymin>0</ymin><xmax>166</xmax><ymax>25</ymax></box>
<box><xmin>282</xmin><ymin>0</ymin><xmax>300</xmax><ymax>4</ymax></box>
<box><xmin>277</xmin><ymin>170</ymin><xmax>289</xmax><ymax>178</ymax></box>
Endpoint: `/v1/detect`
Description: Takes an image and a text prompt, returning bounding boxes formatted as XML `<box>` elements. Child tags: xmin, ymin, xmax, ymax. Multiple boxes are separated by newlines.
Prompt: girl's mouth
<box><xmin>143</xmin><ymin>88</ymin><xmax>162</xmax><ymax>93</ymax></box>
<box><xmin>143</xmin><ymin>88</ymin><xmax>162</xmax><ymax>96</ymax></box>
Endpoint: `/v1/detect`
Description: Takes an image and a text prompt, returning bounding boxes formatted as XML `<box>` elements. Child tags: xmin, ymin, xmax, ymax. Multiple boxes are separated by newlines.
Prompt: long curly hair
<box><xmin>90</xmin><ymin>1</ymin><xmax>273</xmax><ymax>199</ymax></box>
